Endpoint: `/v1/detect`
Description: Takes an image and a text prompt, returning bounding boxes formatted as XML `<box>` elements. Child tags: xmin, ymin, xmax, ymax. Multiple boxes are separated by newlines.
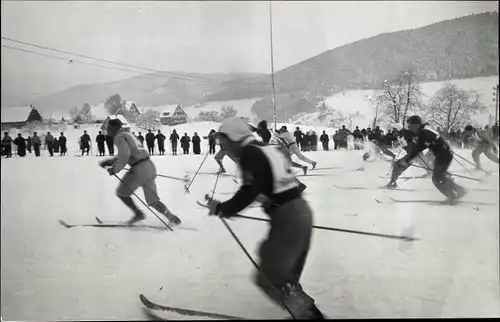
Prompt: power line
<box><xmin>1</xmin><ymin>36</ymin><xmax>225</xmax><ymax>83</ymax></box>
<box><xmin>1</xmin><ymin>44</ymin><xmax>224</xmax><ymax>84</ymax></box>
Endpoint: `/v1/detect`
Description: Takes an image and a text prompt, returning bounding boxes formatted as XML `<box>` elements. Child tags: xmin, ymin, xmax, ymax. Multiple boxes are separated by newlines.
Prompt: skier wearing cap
<box><xmin>470</xmin><ymin>125</ymin><xmax>499</xmax><ymax>170</ymax></box>
<box><xmin>98</xmin><ymin>118</ymin><xmax>182</xmax><ymax>227</ymax></box>
<box><xmin>278</xmin><ymin>126</ymin><xmax>317</xmax><ymax>170</ymax></box>
<box><xmin>388</xmin><ymin>115</ymin><xmax>466</xmax><ymax>204</ymax></box>
<box><xmin>205</xmin><ymin>117</ymin><xmax>324</xmax><ymax>319</ymax></box>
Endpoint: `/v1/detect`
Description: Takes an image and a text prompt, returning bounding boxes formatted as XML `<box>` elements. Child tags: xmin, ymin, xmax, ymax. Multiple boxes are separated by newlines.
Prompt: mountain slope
<box><xmin>204</xmin><ymin>11</ymin><xmax>498</xmax><ymax>104</ymax></box>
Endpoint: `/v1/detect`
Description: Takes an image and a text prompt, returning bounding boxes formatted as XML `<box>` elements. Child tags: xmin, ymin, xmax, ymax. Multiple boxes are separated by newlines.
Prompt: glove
<box><xmin>204</xmin><ymin>194</ymin><xmax>226</xmax><ymax>218</ymax></box>
<box><xmin>107</xmin><ymin>167</ymin><xmax>117</xmax><ymax>176</ymax></box>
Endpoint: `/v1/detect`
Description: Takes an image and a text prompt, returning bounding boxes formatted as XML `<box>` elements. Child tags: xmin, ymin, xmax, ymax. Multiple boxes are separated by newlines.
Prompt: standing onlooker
<box><xmin>52</xmin><ymin>136</ymin><xmax>60</xmax><ymax>154</ymax></box>
<box><xmin>170</xmin><ymin>129</ymin><xmax>180</xmax><ymax>155</ymax></box>
<box><xmin>32</xmin><ymin>132</ymin><xmax>42</xmax><ymax>157</ymax></box>
<box><xmin>137</xmin><ymin>132</ymin><xmax>145</xmax><ymax>146</ymax></box>
<box><xmin>145</xmin><ymin>129</ymin><xmax>156</xmax><ymax>155</ymax></box>
<box><xmin>13</xmin><ymin>133</ymin><xmax>27</xmax><ymax>157</ymax></box>
<box><xmin>206</xmin><ymin>129</ymin><xmax>216</xmax><ymax>154</ymax></box>
<box><xmin>320</xmin><ymin>130</ymin><xmax>329</xmax><ymax>151</ymax></box>
<box><xmin>96</xmin><ymin>131</ymin><xmax>106</xmax><ymax>156</ymax></box>
<box><xmin>26</xmin><ymin>134</ymin><xmax>32</xmax><ymax>154</ymax></box>
<box><xmin>59</xmin><ymin>132</ymin><xmax>67</xmax><ymax>156</ymax></box>
<box><xmin>80</xmin><ymin>130</ymin><xmax>91</xmax><ymax>156</ymax></box>
<box><xmin>311</xmin><ymin>131</ymin><xmax>318</xmax><ymax>151</ymax></box>
<box><xmin>192</xmin><ymin>132</ymin><xmax>201</xmax><ymax>155</ymax></box>
<box><xmin>294</xmin><ymin>127</ymin><xmax>303</xmax><ymax>150</ymax></box>
<box><xmin>156</xmin><ymin>130</ymin><xmax>166</xmax><ymax>155</ymax></box>
<box><xmin>181</xmin><ymin>133</ymin><xmax>191</xmax><ymax>154</ymax></box>
<box><xmin>2</xmin><ymin>132</ymin><xmax>13</xmax><ymax>158</ymax></box>
<box><xmin>333</xmin><ymin>130</ymin><xmax>340</xmax><ymax>150</ymax></box>
<box><xmin>45</xmin><ymin>132</ymin><xmax>54</xmax><ymax>156</ymax></box>
<box><xmin>105</xmin><ymin>133</ymin><xmax>114</xmax><ymax>156</ymax></box>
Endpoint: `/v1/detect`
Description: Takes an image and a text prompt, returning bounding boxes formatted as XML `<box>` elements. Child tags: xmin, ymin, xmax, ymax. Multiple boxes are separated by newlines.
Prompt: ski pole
<box><xmin>410</xmin><ymin>163</ymin><xmax>482</xmax><ymax>182</ymax></box>
<box><xmin>208</xmin><ymin>174</ymin><xmax>297</xmax><ymax>320</ymax></box>
<box><xmin>185</xmin><ymin>150</ymin><xmax>210</xmax><ymax>191</ymax></box>
<box><xmin>113</xmin><ymin>174</ymin><xmax>173</xmax><ymax>231</ymax></box>
<box><xmin>452</xmin><ymin>151</ymin><xmax>489</xmax><ymax>175</ymax></box>
<box><xmin>231</xmin><ymin>214</ymin><xmax>417</xmax><ymax>241</ymax></box>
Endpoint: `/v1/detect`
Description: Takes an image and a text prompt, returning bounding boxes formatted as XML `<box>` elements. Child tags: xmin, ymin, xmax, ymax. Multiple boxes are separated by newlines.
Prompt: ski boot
<box><xmin>166</xmin><ymin>213</ymin><xmax>182</xmax><ymax>228</ymax></box>
<box><xmin>126</xmin><ymin>211</ymin><xmax>146</xmax><ymax>226</ymax></box>
<box><xmin>312</xmin><ymin>162</ymin><xmax>317</xmax><ymax>170</ymax></box>
<box><xmin>386</xmin><ymin>181</ymin><xmax>398</xmax><ymax>189</ymax></box>
<box><xmin>217</xmin><ymin>167</ymin><xmax>226</xmax><ymax>174</ymax></box>
<box><xmin>302</xmin><ymin>166</ymin><xmax>308</xmax><ymax>175</ymax></box>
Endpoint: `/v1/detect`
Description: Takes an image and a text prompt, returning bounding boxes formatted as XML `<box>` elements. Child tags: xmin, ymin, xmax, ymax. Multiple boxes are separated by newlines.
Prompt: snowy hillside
<box><xmin>293</xmin><ymin>76</ymin><xmax>499</xmax><ymax>129</ymax></box>
<box><xmin>1</xmin><ymin>123</ymin><xmax>499</xmax><ymax>320</ymax></box>
<box><xmin>183</xmin><ymin>98</ymin><xmax>261</xmax><ymax>120</ymax></box>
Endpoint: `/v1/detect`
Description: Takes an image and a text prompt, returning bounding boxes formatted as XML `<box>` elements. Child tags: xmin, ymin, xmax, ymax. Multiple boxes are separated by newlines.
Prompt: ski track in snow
<box><xmin>1</xmin><ymin>123</ymin><xmax>499</xmax><ymax>320</ymax></box>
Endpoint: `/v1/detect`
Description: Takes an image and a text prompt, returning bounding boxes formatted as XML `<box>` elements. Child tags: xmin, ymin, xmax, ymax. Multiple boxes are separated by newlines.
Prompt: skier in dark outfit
<box><xmin>388</xmin><ymin>115</ymin><xmax>466</xmax><ymax>204</ymax></box>
<box><xmin>205</xmin><ymin>117</ymin><xmax>324</xmax><ymax>320</ymax></box>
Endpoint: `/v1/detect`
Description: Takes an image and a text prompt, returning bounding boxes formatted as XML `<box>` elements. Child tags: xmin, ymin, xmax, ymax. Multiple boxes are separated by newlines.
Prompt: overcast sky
<box><xmin>1</xmin><ymin>1</ymin><xmax>498</xmax><ymax>104</ymax></box>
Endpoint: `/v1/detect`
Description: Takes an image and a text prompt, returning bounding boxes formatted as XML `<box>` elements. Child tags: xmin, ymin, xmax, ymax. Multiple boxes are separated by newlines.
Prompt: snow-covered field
<box><xmin>1</xmin><ymin>122</ymin><xmax>499</xmax><ymax>320</ymax></box>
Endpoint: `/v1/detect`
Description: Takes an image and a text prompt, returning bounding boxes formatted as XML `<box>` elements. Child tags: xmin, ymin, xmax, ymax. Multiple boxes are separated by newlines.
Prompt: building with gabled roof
<box><xmin>1</xmin><ymin>105</ymin><xmax>43</xmax><ymax>128</ymax></box>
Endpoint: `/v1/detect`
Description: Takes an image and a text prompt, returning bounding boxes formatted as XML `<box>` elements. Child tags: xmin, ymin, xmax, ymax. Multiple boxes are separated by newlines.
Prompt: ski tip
<box><xmin>95</xmin><ymin>216</ymin><xmax>103</xmax><ymax>224</ymax></box>
<box><xmin>58</xmin><ymin>219</ymin><xmax>72</xmax><ymax>228</ymax></box>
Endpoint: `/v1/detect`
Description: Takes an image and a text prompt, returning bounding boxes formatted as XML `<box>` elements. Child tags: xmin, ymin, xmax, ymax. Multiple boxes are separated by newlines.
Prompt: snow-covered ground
<box><xmin>1</xmin><ymin>122</ymin><xmax>499</xmax><ymax>320</ymax></box>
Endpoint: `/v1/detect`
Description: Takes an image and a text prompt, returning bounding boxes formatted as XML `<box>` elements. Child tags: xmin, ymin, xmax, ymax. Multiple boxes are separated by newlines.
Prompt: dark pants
<box><xmin>158</xmin><ymin>142</ymin><xmax>165</xmax><ymax>155</ymax></box>
<box><xmin>322</xmin><ymin>142</ymin><xmax>329</xmax><ymax>151</ymax></box>
<box><xmin>193</xmin><ymin>143</ymin><xmax>201</xmax><ymax>155</ymax></box>
<box><xmin>60</xmin><ymin>144</ymin><xmax>67</xmax><ymax>156</ymax></box>
<box><xmin>106</xmin><ymin>144</ymin><xmax>114</xmax><ymax>156</ymax></box>
<box><xmin>81</xmin><ymin>143</ymin><xmax>90</xmax><ymax>155</ymax></box>
<box><xmin>48</xmin><ymin>144</ymin><xmax>54</xmax><ymax>156</ymax></box>
<box><xmin>171</xmin><ymin>142</ymin><xmax>178</xmax><ymax>155</ymax></box>
<box><xmin>147</xmin><ymin>144</ymin><xmax>155</xmax><ymax>155</ymax></box>
<box><xmin>98</xmin><ymin>143</ymin><xmax>105</xmax><ymax>156</ymax></box>
<box><xmin>182</xmin><ymin>146</ymin><xmax>189</xmax><ymax>154</ymax></box>
<box><xmin>209</xmin><ymin>143</ymin><xmax>216</xmax><ymax>154</ymax></box>
<box><xmin>255</xmin><ymin>197</ymin><xmax>315</xmax><ymax>317</ymax></box>
<box><xmin>34</xmin><ymin>144</ymin><xmax>41</xmax><ymax>157</ymax></box>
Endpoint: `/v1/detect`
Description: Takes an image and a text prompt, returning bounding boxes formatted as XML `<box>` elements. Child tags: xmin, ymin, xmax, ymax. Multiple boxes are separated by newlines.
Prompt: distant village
<box><xmin>0</xmin><ymin>101</ymin><xmax>190</xmax><ymax>133</ymax></box>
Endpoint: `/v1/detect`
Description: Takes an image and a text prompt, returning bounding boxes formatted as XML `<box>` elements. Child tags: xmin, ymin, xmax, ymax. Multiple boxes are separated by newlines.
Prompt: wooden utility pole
<box><xmin>493</xmin><ymin>84</ymin><xmax>499</xmax><ymax>124</ymax></box>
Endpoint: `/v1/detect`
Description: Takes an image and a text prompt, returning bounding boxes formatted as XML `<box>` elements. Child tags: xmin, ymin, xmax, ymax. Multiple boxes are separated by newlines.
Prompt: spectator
<box><xmin>206</xmin><ymin>129</ymin><xmax>217</xmax><ymax>154</ymax></box>
<box><xmin>2</xmin><ymin>132</ymin><xmax>13</xmax><ymax>158</ymax></box>
<box><xmin>311</xmin><ymin>131</ymin><xmax>318</xmax><ymax>151</ymax></box>
<box><xmin>170</xmin><ymin>129</ymin><xmax>180</xmax><ymax>155</ymax></box>
<box><xmin>145</xmin><ymin>129</ymin><xmax>156</xmax><ymax>155</ymax></box>
<box><xmin>320</xmin><ymin>130</ymin><xmax>329</xmax><ymax>150</ymax></box>
<box><xmin>59</xmin><ymin>132</ymin><xmax>67</xmax><ymax>156</ymax></box>
<box><xmin>80</xmin><ymin>130</ymin><xmax>91</xmax><ymax>156</ymax></box>
<box><xmin>180</xmin><ymin>133</ymin><xmax>191</xmax><ymax>154</ymax></box>
<box><xmin>155</xmin><ymin>130</ymin><xmax>166</xmax><ymax>155</ymax></box>
<box><xmin>192</xmin><ymin>132</ymin><xmax>201</xmax><ymax>155</ymax></box>
<box><xmin>106</xmin><ymin>133</ymin><xmax>114</xmax><ymax>156</ymax></box>
<box><xmin>96</xmin><ymin>131</ymin><xmax>106</xmax><ymax>156</ymax></box>
<box><xmin>137</xmin><ymin>132</ymin><xmax>145</xmax><ymax>146</ymax></box>
<box><xmin>32</xmin><ymin>132</ymin><xmax>42</xmax><ymax>157</ymax></box>
<box><xmin>294</xmin><ymin>127</ymin><xmax>303</xmax><ymax>150</ymax></box>
<box><xmin>13</xmin><ymin>133</ymin><xmax>27</xmax><ymax>157</ymax></box>
<box><xmin>26</xmin><ymin>134</ymin><xmax>32</xmax><ymax>154</ymax></box>
<box><xmin>45</xmin><ymin>132</ymin><xmax>54</xmax><ymax>156</ymax></box>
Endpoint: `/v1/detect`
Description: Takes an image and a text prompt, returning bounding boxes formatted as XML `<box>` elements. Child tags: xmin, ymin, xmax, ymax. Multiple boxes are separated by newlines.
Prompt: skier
<box><xmin>2</xmin><ymin>132</ymin><xmax>13</xmax><ymax>158</ymax></box>
<box><xmin>388</xmin><ymin>115</ymin><xmax>466</xmax><ymax>204</ymax></box>
<box><xmin>96</xmin><ymin>131</ymin><xmax>106</xmax><ymax>156</ymax></box>
<box><xmin>98</xmin><ymin>118</ymin><xmax>182</xmax><ymax>227</ymax></box>
<box><xmin>145</xmin><ymin>130</ymin><xmax>156</xmax><ymax>155</ymax></box>
<box><xmin>278</xmin><ymin>126</ymin><xmax>317</xmax><ymax>170</ymax></box>
<box><xmin>214</xmin><ymin>135</ymin><xmax>238</xmax><ymax>173</ymax></box>
<box><xmin>204</xmin><ymin>117</ymin><xmax>324</xmax><ymax>319</ymax></box>
<box><xmin>470</xmin><ymin>125</ymin><xmax>499</xmax><ymax>170</ymax></box>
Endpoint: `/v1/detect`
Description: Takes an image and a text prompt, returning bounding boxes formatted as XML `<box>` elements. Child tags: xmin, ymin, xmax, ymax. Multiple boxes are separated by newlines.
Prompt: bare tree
<box><xmin>105</xmin><ymin>94</ymin><xmax>122</xmax><ymax>115</ymax></box>
<box><xmin>423</xmin><ymin>83</ymin><xmax>485</xmax><ymax>131</ymax></box>
<box><xmin>369</xmin><ymin>69</ymin><xmax>422</xmax><ymax>126</ymax></box>
<box><xmin>138</xmin><ymin>109</ymin><xmax>161</xmax><ymax>129</ymax></box>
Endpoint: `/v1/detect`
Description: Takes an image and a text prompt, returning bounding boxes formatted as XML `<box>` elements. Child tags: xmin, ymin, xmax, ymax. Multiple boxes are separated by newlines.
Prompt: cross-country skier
<box><xmin>204</xmin><ymin>117</ymin><xmax>324</xmax><ymax>319</ymax></box>
<box><xmin>388</xmin><ymin>115</ymin><xmax>466</xmax><ymax>204</ymax></box>
<box><xmin>214</xmin><ymin>136</ymin><xmax>238</xmax><ymax>173</ymax></box>
<box><xmin>470</xmin><ymin>125</ymin><xmax>499</xmax><ymax>170</ymax></box>
<box><xmin>278</xmin><ymin>126</ymin><xmax>317</xmax><ymax>170</ymax></box>
<box><xmin>98</xmin><ymin>119</ymin><xmax>182</xmax><ymax>227</ymax></box>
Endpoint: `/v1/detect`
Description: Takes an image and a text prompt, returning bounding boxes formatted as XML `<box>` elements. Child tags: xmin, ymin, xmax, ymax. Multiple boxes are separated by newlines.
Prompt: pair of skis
<box><xmin>58</xmin><ymin>216</ymin><xmax>196</xmax><ymax>231</ymax></box>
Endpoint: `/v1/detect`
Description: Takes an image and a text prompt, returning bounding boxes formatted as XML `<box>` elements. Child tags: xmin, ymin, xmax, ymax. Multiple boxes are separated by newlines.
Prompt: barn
<box><xmin>1</xmin><ymin>105</ymin><xmax>43</xmax><ymax>128</ymax></box>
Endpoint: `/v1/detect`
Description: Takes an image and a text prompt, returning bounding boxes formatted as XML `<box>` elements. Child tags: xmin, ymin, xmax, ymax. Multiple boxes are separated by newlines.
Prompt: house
<box><xmin>124</xmin><ymin>101</ymin><xmax>140</xmax><ymax>119</ymax></box>
<box><xmin>1</xmin><ymin>105</ymin><xmax>43</xmax><ymax>128</ymax></box>
<box><xmin>159</xmin><ymin>105</ymin><xmax>188</xmax><ymax>126</ymax></box>
<box><xmin>100</xmin><ymin>115</ymin><xmax>130</xmax><ymax>134</ymax></box>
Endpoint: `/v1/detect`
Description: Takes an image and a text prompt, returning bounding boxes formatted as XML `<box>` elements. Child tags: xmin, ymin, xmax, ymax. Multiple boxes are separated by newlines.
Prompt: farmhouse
<box><xmin>1</xmin><ymin>105</ymin><xmax>43</xmax><ymax>128</ymax></box>
<box><xmin>159</xmin><ymin>105</ymin><xmax>188</xmax><ymax>126</ymax></box>
<box><xmin>123</xmin><ymin>101</ymin><xmax>140</xmax><ymax>119</ymax></box>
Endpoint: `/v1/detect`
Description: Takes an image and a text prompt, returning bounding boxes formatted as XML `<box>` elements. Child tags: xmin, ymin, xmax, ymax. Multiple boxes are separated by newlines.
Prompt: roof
<box><xmin>142</xmin><ymin>105</ymin><xmax>181</xmax><ymax>117</ymax></box>
<box><xmin>124</xmin><ymin>101</ymin><xmax>137</xmax><ymax>110</ymax></box>
<box><xmin>1</xmin><ymin>106</ymin><xmax>34</xmax><ymax>123</ymax></box>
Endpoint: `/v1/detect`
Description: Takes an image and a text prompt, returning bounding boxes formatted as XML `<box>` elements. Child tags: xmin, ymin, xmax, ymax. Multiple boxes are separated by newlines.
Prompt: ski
<box><xmin>332</xmin><ymin>184</ymin><xmax>414</xmax><ymax>192</ymax></box>
<box><xmin>58</xmin><ymin>219</ymin><xmax>171</xmax><ymax>231</ymax></box>
<box><xmin>94</xmin><ymin>217</ymin><xmax>198</xmax><ymax>232</ymax></box>
<box><xmin>197</xmin><ymin>200</ymin><xmax>260</xmax><ymax>209</ymax></box>
<box><xmin>139</xmin><ymin>294</ymin><xmax>248</xmax><ymax>320</ymax></box>
<box><xmin>385</xmin><ymin>197</ymin><xmax>495</xmax><ymax>207</ymax></box>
